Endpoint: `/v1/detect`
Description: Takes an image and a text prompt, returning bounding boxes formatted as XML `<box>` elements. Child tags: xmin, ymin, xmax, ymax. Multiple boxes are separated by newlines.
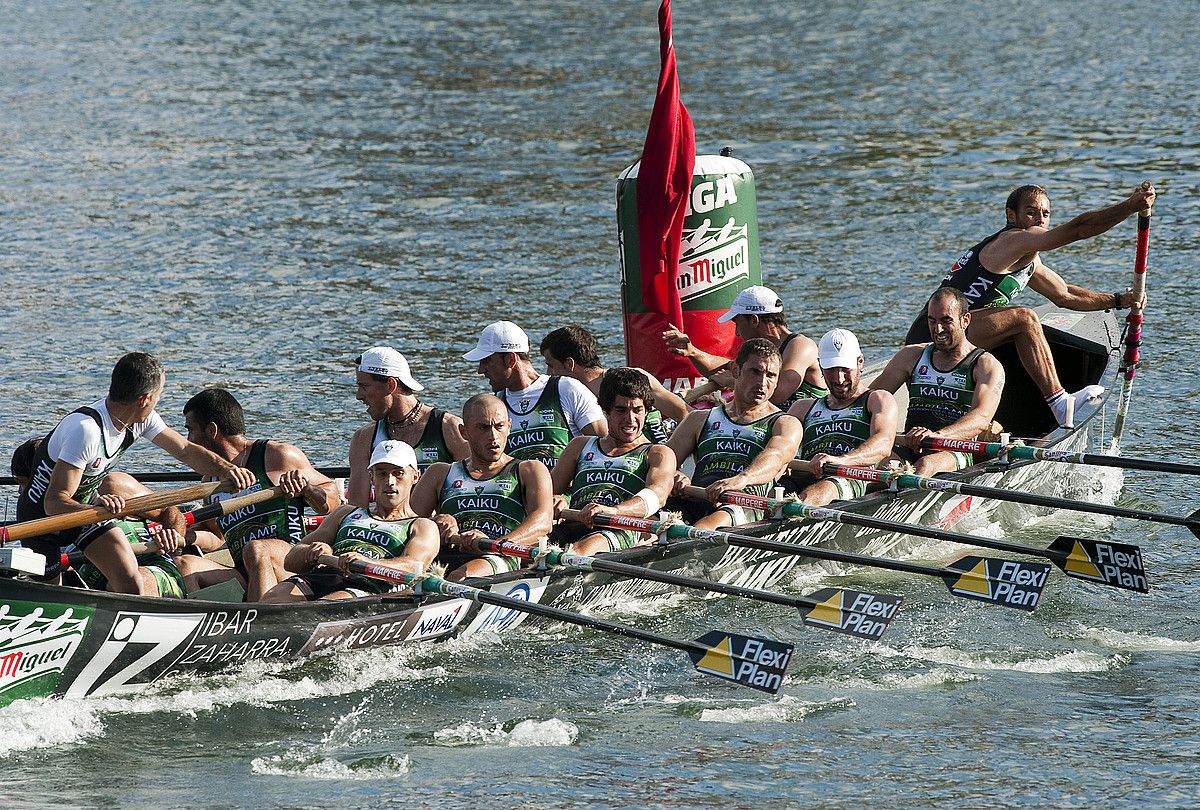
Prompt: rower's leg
<box><xmin>242</xmin><ymin>538</ymin><xmax>292</xmax><ymax>602</ymax></box>
<box><xmin>260</xmin><ymin>579</ymin><xmax>309</xmax><ymax>603</ymax></box>
<box><xmin>912</xmin><ymin>451</ymin><xmax>961</xmax><ymax>477</ymax></box>
<box><xmin>84</xmin><ymin>527</ymin><xmax>147</xmax><ymax>595</ymax></box>
<box><xmin>138</xmin><ymin>567</ymin><xmax>162</xmax><ymax>597</ymax></box>
<box><xmin>446</xmin><ymin>558</ymin><xmax>502</xmax><ymax>582</ymax></box>
<box><xmin>175</xmin><ymin>555</ymin><xmax>242</xmax><ymax>593</ymax></box>
<box><xmin>694</xmin><ymin>509</ymin><xmax>734</xmax><ymax>530</ymax></box>
<box><xmin>965</xmin><ymin>306</ymin><xmax>1062</xmax><ymax>397</ymax></box>
<box><xmin>798</xmin><ymin>479</ymin><xmax>841</xmax><ymax>507</ymax></box>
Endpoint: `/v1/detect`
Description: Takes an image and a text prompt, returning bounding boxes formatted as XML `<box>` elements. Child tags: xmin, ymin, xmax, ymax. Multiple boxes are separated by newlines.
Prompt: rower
<box><xmin>661</xmin><ymin>285</ymin><xmax>826</xmax><ymax>410</ymax></box>
<box><xmin>540</xmin><ymin>324</ymin><xmax>688</xmax><ymax>443</ymax></box>
<box><xmin>182</xmin><ymin>387</ymin><xmax>342</xmax><ymax>601</ymax></box>
<box><xmin>871</xmin><ymin>288</ymin><xmax>1006</xmax><ymax>476</ymax></box>
<box><xmin>464</xmin><ymin>320</ymin><xmax>606</xmax><ymax>470</ymax></box>
<box><xmin>666</xmin><ymin>338</ymin><xmax>803</xmax><ymax>529</ymax></box>
<box><xmin>264</xmin><ymin>441</ymin><xmax>439</xmax><ymax>603</ymax></box>
<box><xmin>903</xmin><ymin>182</ymin><xmax>1155</xmax><ymax>426</ymax></box>
<box><xmin>549</xmin><ymin>368</ymin><xmax>677</xmax><ymax>555</ymax></box>
<box><xmin>347</xmin><ymin>345</ymin><xmax>469</xmax><ymax>507</ymax></box>
<box><xmin>785</xmin><ymin>329</ymin><xmax>899</xmax><ymax>506</ymax></box>
<box><xmin>410</xmin><ymin>394</ymin><xmax>553</xmax><ymax>581</ymax></box>
<box><xmin>14</xmin><ymin>353</ymin><xmax>256</xmax><ymax>593</ymax></box>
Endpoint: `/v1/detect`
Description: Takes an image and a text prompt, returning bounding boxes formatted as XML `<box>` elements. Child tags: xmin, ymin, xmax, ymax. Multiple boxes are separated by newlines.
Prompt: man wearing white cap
<box><xmin>785</xmin><ymin>329</ymin><xmax>899</xmax><ymax>506</ymax></box>
<box><xmin>348</xmin><ymin>346</ymin><xmax>469</xmax><ymax>507</ymax></box>
<box><xmin>661</xmin><ymin>285</ymin><xmax>826</xmax><ymax>409</ymax></box>
<box><xmin>464</xmin><ymin>321</ymin><xmax>605</xmax><ymax>471</ymax></box>
<box><xmin>265</xmin><ymin>440</ymin><xmax>439</xmax><ymax>602</ymax></box>
<box><xmin>871</xmin><ymin>288</ymin><xmax>1006</xmax><ymax>476</ymax></box>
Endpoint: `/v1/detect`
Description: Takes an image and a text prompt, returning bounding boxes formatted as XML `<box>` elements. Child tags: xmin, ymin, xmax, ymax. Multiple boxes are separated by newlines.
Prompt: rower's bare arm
<box><xmin>441</xmin><ymin>413</ymin><xmax>471</xmax><ymax>461</ymax></box>
<box><xmin>1027</xmin><ymin>262</ymin><xmax>1141</xmax><ymax>312</ymax></box>
<box><xmin>43</xmin><ymin>461</ymin><xmax>119</xmax><ymax>516</ymax></box>
<box><xmin>869</xmin><ymin>346</ymin><xmax>922</xmax><ymax>394</ymax></box>
<box><xmin>345</xmin><ymin>425</ymin><xmax>374</xmax><ymax>508</ymax></box>
<box><xmin>269</xmin><ymin>442</ymin><xmax>341</xmax><ymax>514</ymax></box>
<box><xmin>714</xmin><ymin>414</ymin><xmax>804</xmax><ymax>494</ymax></box>
<box><xmin>579</xmin><ymin>418</ymin><xmax>608</xmax><ymax>438</ymax></box>
<box><xmin>152</xmin><ymin>427</ymin><xmax>256</xmax><ymax>490</ymax></box>
<box><xmin>609</xmin><ymin>445</ymin><xmax>677</xmax><ymax>518</ymax></box>
<box><xmin>665</xmin><ymin>410</ymin><xmax>705</xmax><ymax>463</ymax></box>
<box><xmin>835</xmin><ymin>390</ymin><xmax>899</xmax><ymax>468</ymax></box>
<box><xmin>986</xmin><ymin>183</ymin><xmax>1156</xmax><ymax>267</ymax></box>
<box><xmin>499</xmin><ymin>460</ymin><xmax>554</xmax><ymax>547</ymax></box>
<box><xmin>662</xmin><ymin>325</ymin><xmax>734</xmax><ymax>381</ymax></box>
<box><xmin>284</xmin><ymin>540</ymin><xmax>333</xmax><ymax>573</ymax></box>
<box><xmin>771</xmin><ymin>334</ymin><xmax>818</xmax><ymax>407</ymax></box>
<box><xmin>551</xmin><ymin>436</ymin><xmax>588</xmax><ymax>495</ymax></box>
<box><xmin>361</xmin><ymin>518</ymin><xmax>439</xmax><ymax>575</ymax></box>
<box><xmin>639</xmin><ymin>370</ymin><xmax>689</xmax><ymax>422</ymax></box>
<box><xmin>409</xmin><ymin>462</ymin><xmax>449</xmax><ymax>519</ymax></box>
<box><xmin>942</xmin><ymin>355</ymin><xmax>1005</xmax><ymax>439</ymax></box>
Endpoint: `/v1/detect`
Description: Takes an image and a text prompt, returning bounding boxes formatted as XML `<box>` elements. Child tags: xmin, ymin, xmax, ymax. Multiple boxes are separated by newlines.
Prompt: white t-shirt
<box><xmin>503</xmin><ymin>375</ymin><xmax>604</xmax><ymax>436</ymax></box>
<box><xmin>47</xmin><ymin>398</ymin><xmax>167</xmax><ymax>476</ymax></box>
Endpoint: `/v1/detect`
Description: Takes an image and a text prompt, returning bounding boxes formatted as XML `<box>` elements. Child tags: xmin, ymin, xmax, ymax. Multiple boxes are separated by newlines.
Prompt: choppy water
<box><xmin>2</xmin><ymin>0</ymin><xmax>1199</xmax><ymax>805</ymax></box>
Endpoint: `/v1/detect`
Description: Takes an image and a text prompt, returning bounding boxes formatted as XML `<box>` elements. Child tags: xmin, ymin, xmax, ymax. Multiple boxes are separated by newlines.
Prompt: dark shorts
<box><xmin>781</xmin><ymin>470</ymin><xmax>867</xmax><ymax>501</ymax></box>
<box><xmin>895</xmin><ymin>445</ymin><xmax>973</xmax><ymax>471</ymax></box>
<box><xmin>665</xmin><ymin>495</ymin><xmax>766</xmax><ymax>527</ymax></box>
<box><xmin>435</xmin><ymin>549</ymin><xmax>523</xmax><ymax>576</ymax></box>
<box><xmin>287</xmin><ymin>568</ymin><xmax>390</xmax><ymax>600</ymax></box>
<box><xmin>549</xmin><ymin>520</ymin><xmax>640</xmax><ymax>552</ymax></box>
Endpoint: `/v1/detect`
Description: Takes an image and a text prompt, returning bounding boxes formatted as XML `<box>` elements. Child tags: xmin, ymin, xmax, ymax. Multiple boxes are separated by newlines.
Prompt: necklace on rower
<box><xmin>388</xmin><ymin>400</ymin><xmax>424</xmax><ymax>434</ymax></box>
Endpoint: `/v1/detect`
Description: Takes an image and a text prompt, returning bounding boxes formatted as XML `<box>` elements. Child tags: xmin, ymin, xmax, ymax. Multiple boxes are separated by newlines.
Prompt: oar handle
<box><xmin>63</xmin><ymin>540</ymin><xmax>159</xmax><ymax>568</ymax></box>
<box><xmin>0</xmin><ymin>480</ymin><xmax>229</xmax><ymax>544</ymax></box>
<box><xmin>560</xmin><ymin>508</ymin><xmax>661</xmax><ymax>535</ymax></box>
<box><xmin>681</xmin><ymin>484</ymin><xmax>773</xmax><ymax>512</ymax></box>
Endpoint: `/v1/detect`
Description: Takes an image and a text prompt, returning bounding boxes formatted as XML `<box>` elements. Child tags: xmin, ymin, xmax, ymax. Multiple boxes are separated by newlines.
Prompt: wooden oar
<box><xmin>471</xmin><ymin>514</ymin><xmax>903</xmax><ymax>641</ymax></box>
<box><xmin>1113</xmin><ymin>199</ymin><xmax>1152</xmax><ymax>446</ymax></box>
<box><xmin>320</xmin><ymin>555</ymin><xmax>794</xmax><ymax>694</ymax></box>
<box><xmin>923</xmin><ymin>436</ymin><xmax>1200</xmax><ymax>479</ymax></box>
<box><xmin>59</xmin><ymin>485</ymin><xmax>288</xmax><ymax>566</ymax></box>
<box><xmin>851</xmin><ymin>449</ymin><xmax>1200</xmax><ymax>541</ymax></box>
<box><xmin>0</xmin><ymin>481</ymin><xmax>229</xmax><ymax>544</ymax></box>
<box><xmin>669</xmin><ymin>487</ymin><xmax>1055</xmax><ymax>610</ymax></box>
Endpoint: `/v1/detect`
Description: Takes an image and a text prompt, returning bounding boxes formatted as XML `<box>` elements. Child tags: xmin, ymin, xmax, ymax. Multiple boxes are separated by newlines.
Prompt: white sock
<box><xmin>1046</xmin><ymin>386</ymin><xmax>1105</xmax><ymax>427</ymax></box>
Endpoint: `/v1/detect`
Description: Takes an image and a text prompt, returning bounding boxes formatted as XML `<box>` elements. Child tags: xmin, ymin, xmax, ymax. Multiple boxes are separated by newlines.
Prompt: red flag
<box><xmin>636</xmin><ymin>0</ymin><xmax>695</xmax><ymax>350</ymax></box>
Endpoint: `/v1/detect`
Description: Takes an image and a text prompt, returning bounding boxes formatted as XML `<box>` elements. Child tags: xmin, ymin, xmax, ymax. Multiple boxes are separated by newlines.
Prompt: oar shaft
<box><xmin>476</xmin><ymin>527</ymin><xmax>817</xmax><ymax>611</ymax></box>
<box><xmin>328</xmin><ymin>556</ymin><xmax>750</xmax><ymax>661</ymax></box>
<box><xmin>0</xmin><ymin>481</ymin><xmax>227</xmax><ymax>543</ymax></box>
<box><xmin>924</xmin><ymin>437</ymin><xmax>1200</xmax><ymax>478</ymax></box>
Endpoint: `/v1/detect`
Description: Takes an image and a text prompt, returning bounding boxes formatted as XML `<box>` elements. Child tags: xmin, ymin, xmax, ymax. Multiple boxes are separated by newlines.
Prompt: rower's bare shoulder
<box><xmin>782</xmin><ymin>333</ymin><xmax>818</xmax><ymax>363</ymax></box>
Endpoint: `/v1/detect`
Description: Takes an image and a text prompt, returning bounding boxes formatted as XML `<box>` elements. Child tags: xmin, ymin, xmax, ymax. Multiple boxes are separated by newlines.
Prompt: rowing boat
<box><xmin>0</xmin><ymin>303</ymin><xmax>1127</xmax><ymax>706</ymax></box>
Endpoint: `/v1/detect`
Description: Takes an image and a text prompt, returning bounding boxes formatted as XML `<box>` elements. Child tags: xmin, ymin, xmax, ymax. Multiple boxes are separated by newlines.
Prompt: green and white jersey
<box><xmin>209</xmin><ymin>440</ymin><xmax>304</xmax><ymax>565</ymax></box>
<box><xmin>567</xmin><ymin>437</ymin><xmax>652</xmax><ymax>509</ymax></box>
<box><xmin>776</xmin><ymin>333</ymin><xmax>828</xmax><ymax>411</ymax></box>
<box><xmin>693</xmin><ymin>405</ymin><xmax>782</xmax><ymax>497</ymax></box>
<box><xmin>905</xmin><ymin>345</ymin><xmax>985</xmax><ymax>432</ymax></box>
<box><xmin>799</xmin><ymin>392</ymin><xmax>873</xmax><ymax>459</ymax></box>
<box><xmin>331</xmin><ymin>507</ymin><xmax>416</xmax><ymax>560</ymax></box>
<box><xmin>501</xmin><ymin>375</ymin><xmax>604</xmax><ymax>470</ymax></box>
<box><xmin>439</xmin><ymin>459</ymin><xmax>527</xmax><ymax>539</ymax></box>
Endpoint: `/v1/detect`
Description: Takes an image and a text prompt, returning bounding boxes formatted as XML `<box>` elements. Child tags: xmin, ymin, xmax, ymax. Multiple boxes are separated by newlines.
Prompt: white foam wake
<box><xmin>699</xmin><ymin>695</ymin><xmax>854</xmax><ymax>723</ymax></box>
<box><xmin>0</xmin><ymin>697</ymin><xmax>105</xmax><ymax>758</ymax></box>
<box><xmin>249</xmin><ymin>701</ymin><xmax>411</xmax><ymax>780</ymax></box>
<box><xmin>432</xmin><ymin>718</ymin><xmax>579</xmax><ymax>747</ymax></box>
<box><xmin>878</xmin><ymin>643</ymin><xmax>1126</xmax><ymax>673</ymax></box>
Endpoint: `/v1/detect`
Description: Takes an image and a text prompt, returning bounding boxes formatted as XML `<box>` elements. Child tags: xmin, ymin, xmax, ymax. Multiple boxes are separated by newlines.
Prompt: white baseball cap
<box><xmin>717</xmin><ymin>285</ymin><xmax>784</xmax><ymax>323</ymax></box>
<box><xmin>817</xmin><ymin>328</ymin><xmax>863</xmax><ymax>369</ymax></box>
<box><xmin>355</xmin><ymin>347</ymin><xmax>425</xmax><ymax>392</ymax></box>
<box><xmin>369</xmin><ymin>439</ymin><xmax>418</xmax><ymax>470</ymax></box>
<box><xmin>463</xmin><ymin>321</ymin><xmax>530</xmax><ymax>361</ymax></box>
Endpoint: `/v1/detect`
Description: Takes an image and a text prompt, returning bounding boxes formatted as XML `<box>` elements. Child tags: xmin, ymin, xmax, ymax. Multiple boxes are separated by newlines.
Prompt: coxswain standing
<box><xmin>264</xmin><ymin>441</ymin><xmax>439</xmax><ymax>602</ymax></box>
<box><xmin>549</xmin><ymin>368</ymin><xmax>677</xmax><ymax>555</ymax></box>
<box><xmin>903</xmin><ymin>182</ymin><xmax>1155</xmax><ymax>426</ymax></box>
<box><xmin>465</xmin><ymin>321</ymin><xmax>606</xmax><ymax>470</ymax></box>
<box><xmin>785</xmin><ymin>329</ymin><xmax>899</xmax><ymax>506</ymax></box>
<box><xmin>873</xmin><ymin>288</ymin><xmax>1005</xmax><ymax>476</ymax></box>
<box><xmin>347</xmin><ymin>346</ymin><xmax>469</xmax><ymax>507</ymax></box>
<box><xmin>661</xmin><ymin>285</ymin><xmax>826</xmax><ymax>410</ymax></box>
<box><xmin>15</xmin><ymin>353</ymin><xmax>256</xmax><ymax>594</ymax></box>
<box><xmin>182</xmin><ymin>387</ymin><xmax>341</xmax><ymax>601</ymax></box>
<box><xmin>540</xmin><ymin>324</ymin><xmax>688</xmax><ymax>443</ymax></box>
<box><xmin>666</xmin><ymin>338</ymin><xmax>804</xmax><ymax>529</ymax></box>
<box><xmin>411</xmin><ymin>394</ymin><xmax>553</xmax><ymax>581</ymax></box>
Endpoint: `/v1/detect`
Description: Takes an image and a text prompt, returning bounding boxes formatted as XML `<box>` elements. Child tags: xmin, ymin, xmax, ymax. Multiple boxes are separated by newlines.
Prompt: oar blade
<box><xmin>1188</xmin><ymin>509</ymin><xmax>1200</xmax><ymax>541</ymax></box>
<box><xmin>940</xmin><ymin>556</ymin><xmax>1051</xmax><ymax>612</ymax></box>
<box><xmin>1048</xmin><ymin>536</ymin><xmax>1150</xmax><ymax>593</ymax></box>
<box><xmin>800</xmin><ymin>588</ymin><xmax>903</xmax><ymax>641</ymax></box>
<box><xmin>689</xmin><ymin>631</ymin><xmax>793</xmax><ymax>694</ymax></box>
